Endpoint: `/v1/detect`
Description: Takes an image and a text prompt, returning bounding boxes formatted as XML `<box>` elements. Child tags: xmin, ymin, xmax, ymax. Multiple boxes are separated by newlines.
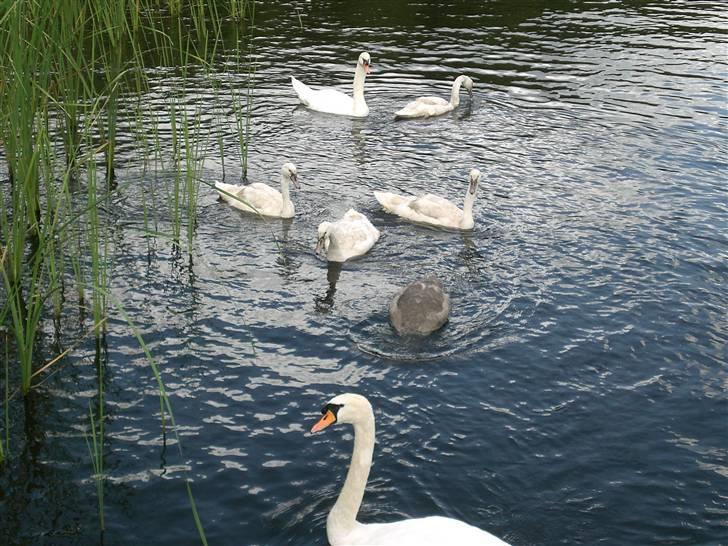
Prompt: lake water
<box><xmin>1</xmin><ymin>1</ymin><xmax>727</xmax><ymax>545</ymax></box>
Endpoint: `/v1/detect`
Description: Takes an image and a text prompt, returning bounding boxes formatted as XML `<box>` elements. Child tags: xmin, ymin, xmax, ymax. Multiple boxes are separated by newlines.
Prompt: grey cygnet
<box><xmin>390</xmin><ymin>277</ymin><xmax>451</xmax><ymax>335</ymax></box>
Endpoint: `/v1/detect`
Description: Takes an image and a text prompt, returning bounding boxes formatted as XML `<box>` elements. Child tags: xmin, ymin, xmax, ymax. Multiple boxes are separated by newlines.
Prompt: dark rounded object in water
<box><xmin>390</xmin><ymin>277</ymin><xmax>451</xmax><ymax>336</ymax></box>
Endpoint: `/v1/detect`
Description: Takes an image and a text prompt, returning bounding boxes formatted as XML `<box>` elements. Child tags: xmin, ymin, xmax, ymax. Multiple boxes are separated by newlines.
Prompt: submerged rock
<box><xmin>390</xmin><ymin>277</ymin><xmax>451</xmax><ymax>336</ymax></box>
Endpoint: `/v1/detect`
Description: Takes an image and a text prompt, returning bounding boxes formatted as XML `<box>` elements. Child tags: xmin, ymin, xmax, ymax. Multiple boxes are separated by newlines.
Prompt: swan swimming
<box><xmin>395</xmin><ymin>75</ymin><xmax>474</xmax><ymax>119</ymax></box>
<box><xmin>215</xmin><ymin>162</ymin><xmax>299</xmax><ymax>219</ymax></box>
<box><xmin>310</xmin><ymin>393</ymin><xmax>511</xmax><ymax>546</ymax></box>
<box><xmin>374</xmin><ymin>168</ymin><xmax>482</xmax><ymax>230</ymax></box>
<box><xmin>315</xmin><ymin>209</ymin><xmax>380</xmax><ymax>262</ymax></box>
<box><xmin>390</xmin><ymin>277</ymin><xmax>451</xmax><ymax>335</ymax></box>
<box><xmin>292</xmin><ymin>52</ymin><xmax>372</xmax><ymax>117</ymax></box>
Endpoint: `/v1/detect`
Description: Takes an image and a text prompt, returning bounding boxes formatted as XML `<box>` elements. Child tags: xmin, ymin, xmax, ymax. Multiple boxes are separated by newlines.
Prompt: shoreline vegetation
<box><xmin>0</xmin><ymin>0</ymin><xmax>254</xmax><ymax>541</ymax></box>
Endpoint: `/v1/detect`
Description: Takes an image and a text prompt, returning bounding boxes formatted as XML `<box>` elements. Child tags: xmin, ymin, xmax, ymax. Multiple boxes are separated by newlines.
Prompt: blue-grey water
<box><xmin>1</xmin><ymin>1</ymin><xmax>727</xmax><ymax>545</ymax></box>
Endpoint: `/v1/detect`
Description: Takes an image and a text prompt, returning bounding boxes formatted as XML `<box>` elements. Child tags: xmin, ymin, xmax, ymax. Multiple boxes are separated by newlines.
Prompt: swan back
<box><xmin>316</xmin><ymin>209</ymin><xmax>380</xmax><ymax>262</ymax></box>
<box><xmin>215</xmin><ymin>161</ymin><xmax>298</xmax><ymax>218</ymax></box>
<box><xmin>395</xmin><ymin>74</ymin><xmax>473</xmax><ymax>119</ymax></box>
<box><xmin>291</xmin><ymin>52</ymin><xmax>371</xmax><ymax>117</ymax></box>
<box><xmin>390</xmin><ymin>277</ymin><xmax>451</xmax><ymax>335</ymax></box>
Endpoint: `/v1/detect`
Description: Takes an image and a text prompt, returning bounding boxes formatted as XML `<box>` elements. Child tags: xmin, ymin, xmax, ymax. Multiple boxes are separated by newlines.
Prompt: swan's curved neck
<box><xmin>280</xmin><ymin>175</ymin><xmax>293</xmax><ymax>215</ymax></box>
<box><xmin>450</xmin><ymin>76</ymin><xmax>466</xmax><ymax>107</ymax></box>
<box><xmin>327</xmin><ymin>411</ymin><xmax>375</xmax><ymax>544</ymax></box>
<box><xmin>462</xmin><ymin>187</ymin><xmax>477</xmax><ymax>229</ymax></box>
<box><xmin>352</xmin><ymin>63</ymin><xmax>368</xmax><ymax>110</ymax></box>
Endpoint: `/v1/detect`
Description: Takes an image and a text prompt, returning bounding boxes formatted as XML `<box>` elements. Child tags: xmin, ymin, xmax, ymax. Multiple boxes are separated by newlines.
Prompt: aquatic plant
<box><xmin>0</xmin><ymin>0</ymin><xmax>254</xmax><ymax>541</ymax></box>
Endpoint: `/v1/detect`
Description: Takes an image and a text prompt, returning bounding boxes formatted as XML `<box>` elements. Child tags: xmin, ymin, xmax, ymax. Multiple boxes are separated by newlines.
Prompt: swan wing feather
<box><xmin>291</xmin><ymin>76</ymin><xmax>356</xmax><ymax>115</ymax></box>
<box><xmin>239</xmin><ymin>183</ymin><xmax>283</xmax><ymax>215</ymax></box>
<box><xmin>374</xmin><ymin>191</ymin><xmax>415</xmax><ymax>214</ymax></box>
<box><xmin>409</xmin><ymin>194</ymin><xmax>462</xmax><ymax>220</ymax></box>
<box><xmin>395</xmin><ymin>96</ymin><xmax>451</xmax><ymax>118</ymax></box>
<box><xmin>326</xmin><ymin>212</ymin><xmax>379</xmax><ymax>261</ymax></box>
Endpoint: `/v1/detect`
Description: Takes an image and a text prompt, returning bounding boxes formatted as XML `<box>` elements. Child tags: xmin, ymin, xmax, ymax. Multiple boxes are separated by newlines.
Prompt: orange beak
<box><xmin>311</xmin><ymin>409</ymin><xmax>336</xmax><ymax>433</ymax></box>
<box><xmin>365</xmin><ymin>63</ymin><xmax>371</xmax><ymax>75</ymax></box>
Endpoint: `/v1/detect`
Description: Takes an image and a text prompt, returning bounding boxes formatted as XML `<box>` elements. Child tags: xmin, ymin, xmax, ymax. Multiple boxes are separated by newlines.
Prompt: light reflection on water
<box><xmin>2</xmin><ymin>1</ymin><xmax>727</xmax><ymax>545</ymax></box>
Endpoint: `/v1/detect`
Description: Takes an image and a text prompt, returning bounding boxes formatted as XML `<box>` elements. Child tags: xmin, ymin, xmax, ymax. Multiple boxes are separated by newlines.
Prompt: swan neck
<box><xmin>328</xmin><ymin>413</ymin><xmax>375</xmax><ymax>543</ymax></box>
<box><xmin>462</xmin><ymin>188</ymin><xmax>476</xmax><ymax>228</ymax></box>
<box><xmin>280</xmin><ymin>174</ymin><xmax>295</xmax><ymax>217</ymax></box>
<box><xmin>280</xmin><ymin>175</ymin><xmax>290</xmax><ymax>203</ymax></box>
<box><xmin>352</xmin><ymin>63</ymin><xmax>367</xmax><ymax>107</ymax></box>
<box><xmin>450</xmin><ymin>76</ymin><xmax>465</xmax><ymax>107</ymax></box>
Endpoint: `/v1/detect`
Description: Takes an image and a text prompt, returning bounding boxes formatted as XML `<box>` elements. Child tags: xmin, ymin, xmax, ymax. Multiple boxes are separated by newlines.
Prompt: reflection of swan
<box><xmin>390</xmin><ymin>277</ymin><xmax>450</xmax><ymax>335</ymax></box>
<box><xmin>216</xmin><ymin>163</ymin><xmax>299</xmax><ymax>218</ymax></box>
<box><xmin>315</xmin><ymin>261</ymin><xmax>343</xmax><ymax>312</ymax></box>
<box><xmin>311</xmin><ymin>393</ymin><xmax>511</xmax><ymax>546</ymax></box>
<box><xmin>395</xmin><ymin>75</ymin><xmax>473</xmax><ymax>119</ymax></box>
<box><xmin>316</xmin><ymin>209</ymin><xmax>380</xmax><ymax>262</ymax></box>
<box><xmin>291</xmin><ymin>52</ymin><xmax>371</xmax><ymax>117</ymax></box>
<box><xmin>374</xmin><ymin>169</ymin><xmax>482</xmax><ymax>230</ymax></box>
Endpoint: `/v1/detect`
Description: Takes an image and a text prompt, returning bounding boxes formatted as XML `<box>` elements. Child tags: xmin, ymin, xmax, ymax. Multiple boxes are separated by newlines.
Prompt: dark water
<box><xmin>2</xmin><ymin>1</ymin><xmax>727</xmax><ymax>545</ymax></box>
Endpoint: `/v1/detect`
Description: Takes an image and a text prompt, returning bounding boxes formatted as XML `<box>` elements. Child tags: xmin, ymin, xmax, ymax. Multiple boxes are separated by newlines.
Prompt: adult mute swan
<box><xmin>315</xmin><ymin>209</ymin><xmax>380</xmax><ymax>262</ymax></box>
<box><xmin>395</xmin><ymin>75</ymin><xmax>474</xmax><ymax>119</ymax></box>
<box><xmin>374</xmin><ymin>168</ymin><xmax>482</xmax><ymax>230</ymax></box>
<box><xmin>291</xmin><ymin>52</ymin><xmax>371</xmax><ymax>117</ymax></box>
<box><xmin>215</xmin><ymin>163</ymin><xmax>298</xmax><ymax>218</ymax></box>
<box><xmin>310</xmin><ymin>393</ymin><xmax>511</xmax><ymax>546</ymax></box>
<box><xmin>390</xmin><ymin>277</ymin><xmax>450</xmax><ymax>335</ymax></box>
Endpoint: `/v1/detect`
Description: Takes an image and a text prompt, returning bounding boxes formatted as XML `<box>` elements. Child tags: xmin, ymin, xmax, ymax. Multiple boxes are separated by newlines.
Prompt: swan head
<box><xmin>311</xmin><ymin>393</ymin><xmax>373</xmax><ymax>432</ymax></box>
<box><xmin>468</xmin><ymin>168</ymin><xmax>481</xmax><ymax>195</ymax></box>
<box><xmin>463</xmin><ymin>75</ymin><xmax>474</xmax><ymax>96</ymax></box>
<box><xmin>281</xmin><ymin>162</ymin><xmax>299</xmax><ymax>189</ymax></box>
<box><xmin>358</xmin><ymin>52</ymin><xmax>372</xmax><ymax>75</ymax></box>
<box><xmin>315</xmin><ymin>221</ymin><xmax>332</xmax><ymax>254</ymax></box>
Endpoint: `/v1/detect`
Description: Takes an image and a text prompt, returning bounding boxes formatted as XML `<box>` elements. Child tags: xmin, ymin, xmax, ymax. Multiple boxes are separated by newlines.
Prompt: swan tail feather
<box><xmin>215</xmin><ymin>182</ymin><xmax>241</xmax><ymax>202</ymax></box>
<box><xmin>394</xmin><ymin>105</ymin><xmax>417</xmax><ymax>119</ymax></box>
<box><xmin>291</xmin><ymin>76</ymin><xmax>312</xmax><ymax>106</ymax></box>
<box><xmin>374</xmin><ymin>191</ymin><xmax>409</xmax><ymax>212</ymax></box>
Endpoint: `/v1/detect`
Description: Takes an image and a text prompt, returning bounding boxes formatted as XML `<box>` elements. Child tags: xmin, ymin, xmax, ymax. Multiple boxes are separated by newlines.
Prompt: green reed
<box><xmin>1</xmin><ymin>0</ymin><xmax>254</xmax><ymax>541</ymax></box>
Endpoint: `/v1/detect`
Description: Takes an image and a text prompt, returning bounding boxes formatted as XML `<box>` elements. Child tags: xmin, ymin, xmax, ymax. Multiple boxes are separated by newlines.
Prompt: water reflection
<box><xmin>5</xmin><ymin>1</ymin><xmax>727</xmax><ymax>545</ymax></box>
<box><xmin>314</xmin><ymin>261</ymin><xmax>343</xmax><ymax>313</ymax></box>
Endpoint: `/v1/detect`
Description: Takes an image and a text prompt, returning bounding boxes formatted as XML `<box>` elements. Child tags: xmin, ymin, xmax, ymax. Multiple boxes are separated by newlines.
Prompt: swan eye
<box><xmin>321</xmin><ymin>402</ymin><xmax>343</xmax><ymax>416</ymax></box>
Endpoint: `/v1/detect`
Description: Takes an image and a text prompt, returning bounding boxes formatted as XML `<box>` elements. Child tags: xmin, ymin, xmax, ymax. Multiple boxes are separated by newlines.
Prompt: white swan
<box><xmin>315</xmin><ymin>209</ymin><xmax>380</xmax><ymax>262</ymax></box>
<box><xmin>310</xmin><ymin>393</ymin><xmax>511</xmax><ymax>546</ymax></box>
<box><xmin>395</xmin><ymin>75</ymin><xmax>474</xmax><ymax>119</ymax></box>
<box><xmin>390</xmin><ymin>277</ymin><xmax>451</xmax><ymax>335</ymax></box>
<box><xmin>215</xmin><ymin>163</ymin><xmax>298</xmax><ymax>219</ymax></box>
<box><xmin>291</xmin><ymin>52</ymin><xmax>371</xmax><ymax>117</ymax></box>
<box><xmin>374</xmin><ymin>168</ymin><xmax>482</xmax><ymax>230</ymax></box>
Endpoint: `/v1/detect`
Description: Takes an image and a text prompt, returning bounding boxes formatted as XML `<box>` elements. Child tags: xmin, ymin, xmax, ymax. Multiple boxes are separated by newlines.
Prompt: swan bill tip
<box><xmin>311</xmin><ymin>409</ymin><xmax>337</xmax><ymax>433</ymax></box>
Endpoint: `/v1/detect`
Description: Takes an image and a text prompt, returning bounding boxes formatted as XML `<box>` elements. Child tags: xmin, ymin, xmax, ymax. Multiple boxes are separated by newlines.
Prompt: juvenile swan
<box><xmin>390</xmin><ymin>277</ymin><xmax>450</xmax><ymax>335</ymax></box>
<box><xmin>374</xmin><ymin>168</ymin><xmax>482</xmax><ymax>230</ymax></box>
<box><xmin>291</xmin><ymin>52</ymin><xmax>372</xmax><ymax>117</ymax></box>
<box><xmin>395</xmin><ymin>75</ymin><xmax>474</xmax><ymax>119</ymax></box>
<box><xmin>215</xmin><ymin>163</ymin><xmax>299</xmax><ymax>218</ymax></box>
<box><xmin>315</xmin><ymin>209</ymin><xmax>380</xmax><ymax>262</ymax></box>
<box><xmin>310</xmin><ymin>393</ymin><xmax>511</xmax><ymax>546</ymax></box>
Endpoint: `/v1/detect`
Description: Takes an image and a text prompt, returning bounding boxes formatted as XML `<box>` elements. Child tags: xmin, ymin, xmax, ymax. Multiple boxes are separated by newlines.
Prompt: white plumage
<box><xmin>215</xmin><ymin>163</ymin><xmax>298</xmax><ymax>219</ymax></box>
<box><xmin>310</xmin><ymin>393</ymin><xmax>511</xmax><ymax>546</ymax></box>
<box><xmin>315</xmin><ymin>209</ymin><xmax>380</xmax><ymax>262</ymax></box>
<box><xmin>395</xmin><ymin>75</ymin><xmax>474</xmax><ymax>119</ymax></box>
<box><xmin>374</xmin><ymin>168</ymin><xmax>482</xmax><ymax>230</ymax></box>
<box><xmin>291</xmin><ymin>52</ymin><xmax>371</xmax><ymax>117</ymax></box>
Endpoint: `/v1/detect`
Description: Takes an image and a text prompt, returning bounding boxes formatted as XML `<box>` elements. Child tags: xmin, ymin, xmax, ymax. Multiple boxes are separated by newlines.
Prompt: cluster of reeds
<box><xmin>0</xmin><ymin>0</ymin><xmax>253</xmax><ymax>540</ymax></box>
